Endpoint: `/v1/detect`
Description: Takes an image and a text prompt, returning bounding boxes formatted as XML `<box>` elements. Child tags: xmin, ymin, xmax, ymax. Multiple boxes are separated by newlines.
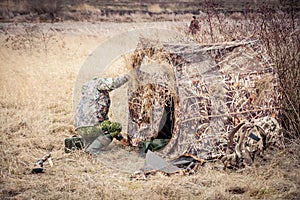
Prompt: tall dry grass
<box><xmin>0</xmin><ymin>20</ymin><xmax>299</xmax><ymax>199</ymax></box>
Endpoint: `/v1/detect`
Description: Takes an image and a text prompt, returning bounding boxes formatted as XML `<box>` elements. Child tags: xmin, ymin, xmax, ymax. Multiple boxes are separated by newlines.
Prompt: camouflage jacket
<box><xmin>74</xmin><ymin>75</ymin><xmax>128</xmax><ymax>130</ymax></box>
<box><xmin>189</xmin><ymin>19</ymin><xmax>200</xmax><ymax>33</ymax></box>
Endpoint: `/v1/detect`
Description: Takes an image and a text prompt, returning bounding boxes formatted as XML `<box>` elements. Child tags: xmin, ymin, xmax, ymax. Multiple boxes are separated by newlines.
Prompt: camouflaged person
<box><xmin>189</xmin><ymin>16</ymin><xmax>200</xmax><ymax>35</ymax></box>
<box><xmin>74</xmin><ymin>75</ymin><xmax>129</xmax><ymax>153</ymax></box>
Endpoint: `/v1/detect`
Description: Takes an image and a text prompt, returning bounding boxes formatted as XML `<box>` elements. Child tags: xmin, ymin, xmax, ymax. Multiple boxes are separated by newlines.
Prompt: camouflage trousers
<box><xmin>76</xmin><ymin>120</ymin><xmax>122</xmax><ymax>148</ymax></box>
<box><xmin>76</xmin><ymin>125</ymin><xmax>104</xmax><ymax>148</ymax></box>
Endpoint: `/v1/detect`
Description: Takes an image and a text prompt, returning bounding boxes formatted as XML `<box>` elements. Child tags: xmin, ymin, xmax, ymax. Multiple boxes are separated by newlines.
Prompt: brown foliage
<box><xmin>254</xmin><ymin>7</ymin><xmax>300</xmax><ymax>137</ymax></box>
<box><xmin>187</xmin><ymin>2</ymin><xmax>299</xmax><ymax>137</ymax></box>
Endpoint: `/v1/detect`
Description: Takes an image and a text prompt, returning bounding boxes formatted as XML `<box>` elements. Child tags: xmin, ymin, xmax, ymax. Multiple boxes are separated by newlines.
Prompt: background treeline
<box><xmin>0</xmin><ymin>0</ymin><xmax>299</xmax><ymax>22</ymax></box>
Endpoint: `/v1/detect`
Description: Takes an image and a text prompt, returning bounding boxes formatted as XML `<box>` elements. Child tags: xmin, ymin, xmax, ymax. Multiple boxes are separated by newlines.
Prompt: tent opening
<box><xmin>157</xmin><ymin>92</ymin><xmax>175</xmax><ymax>140</ymax></box>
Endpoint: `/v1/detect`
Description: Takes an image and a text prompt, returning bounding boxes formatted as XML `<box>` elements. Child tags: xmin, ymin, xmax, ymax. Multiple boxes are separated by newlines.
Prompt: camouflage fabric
<box><xmin>128</xmin><ymin>64</ymin><xmax>175</xmax><ymax>144</ymax></box>
<box><xmin>85</xmin><ymin>133</ymin><xmax>113</xmax><ymax>154</ymax></box>
<box><xmin>189</xmin><ymin>19</ymin><xmax>200</xmax><ymax>34</ymax></box>
<box><xmin>76</xmin><ymin>121</ymin><xmax>123</xmax><ymax>148</ymax></box>
<box><xmin>141</xmin><ymin>139</ymin><xmax>170</xmax><ymax>154</ymax></box>
<box><xmin>64</xmin><ymin>136</ymin><xmax>84</xmax><ymax>153</ymax></box>
<box><xmin>99</xmin><ymin>120</ymin><xmax>122</xmax><ymax>138</ymax></box>
<box><xmin>76</xmin><ymin>124</ymin><xmax>104</xmax><ymax>147</ymax></box>
<box><xmin>74</xmin><ymin>75</ymin><xmax>128</xmax><ymax>130</ymax></box>
<box><xmin>127</xmin><ymin>42</ymin><xmax>282</xmax><ymax>166</ymax></box>
<box><xmin>222</xmin><ymin>116</ymin><xmax>284</xmax><ymax>169</ymax></box>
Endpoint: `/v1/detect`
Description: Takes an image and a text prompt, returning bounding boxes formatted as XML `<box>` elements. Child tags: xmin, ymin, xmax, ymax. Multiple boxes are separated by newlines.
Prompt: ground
<box><xmin>0</xmin><ymin>21</ymin><xmax>299</xmax><ymax>199</ymax></box>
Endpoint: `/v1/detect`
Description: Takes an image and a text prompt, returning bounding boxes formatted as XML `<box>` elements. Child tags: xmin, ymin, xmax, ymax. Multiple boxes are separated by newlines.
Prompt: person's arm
<box><xmin>96</xmin><ymin>75</ymin><xmax>129</xmax><ymax>91</ymax></box>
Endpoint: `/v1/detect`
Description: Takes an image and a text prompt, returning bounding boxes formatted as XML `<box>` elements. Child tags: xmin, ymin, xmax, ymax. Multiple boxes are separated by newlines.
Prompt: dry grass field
<box><xmin>0</xmin><ymin>19</ymin><xmax>299</xmax><ymax>199</ymax></box>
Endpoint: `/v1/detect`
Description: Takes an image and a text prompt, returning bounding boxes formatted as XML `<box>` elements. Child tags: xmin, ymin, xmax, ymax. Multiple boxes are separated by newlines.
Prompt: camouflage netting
<box><xmin>127</xmin><ymin>39</ymin><xmax>281</xmax><ymax>161</ymax></box>
<box><xmin>79</xmin><ymin>39</ymin><xmax>283</xmax><ymax>173</ymax></box>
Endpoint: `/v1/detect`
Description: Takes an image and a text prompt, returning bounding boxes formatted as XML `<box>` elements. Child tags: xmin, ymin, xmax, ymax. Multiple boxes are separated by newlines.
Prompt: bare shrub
<box><xmin>253</xmin><ymin>6</ymin><xmax>300</xmax><ymax>137</ymax></box>
<box><xmin>3</xmin><ymin>24</ymin><xmax>59</xmax><ymax>55</ymax></box>
<box><xmin>185</xmin><ymin>2</ymin><xmax>299</xmax><ymax>137</ymax></box>
<box><xmin>201</xmin><ymin>0</ymin><xmax>219</xmax><ymax>43</ymax></box>
<box><xmin>26</xmin><ymin>0</ymin><xmax>63</xmax><ymax>15</ymax></box>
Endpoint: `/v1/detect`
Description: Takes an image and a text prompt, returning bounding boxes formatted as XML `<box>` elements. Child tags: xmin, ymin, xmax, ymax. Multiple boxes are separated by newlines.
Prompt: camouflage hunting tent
<box><xmin>126</xmin><ymin>39</ymin><xmax>281</xmax><ymax>161</ymax></box>
<box><xmin>74</xmin><ymin>36</ymin><xmax>283</xmax><ymax>173</ymax></box>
